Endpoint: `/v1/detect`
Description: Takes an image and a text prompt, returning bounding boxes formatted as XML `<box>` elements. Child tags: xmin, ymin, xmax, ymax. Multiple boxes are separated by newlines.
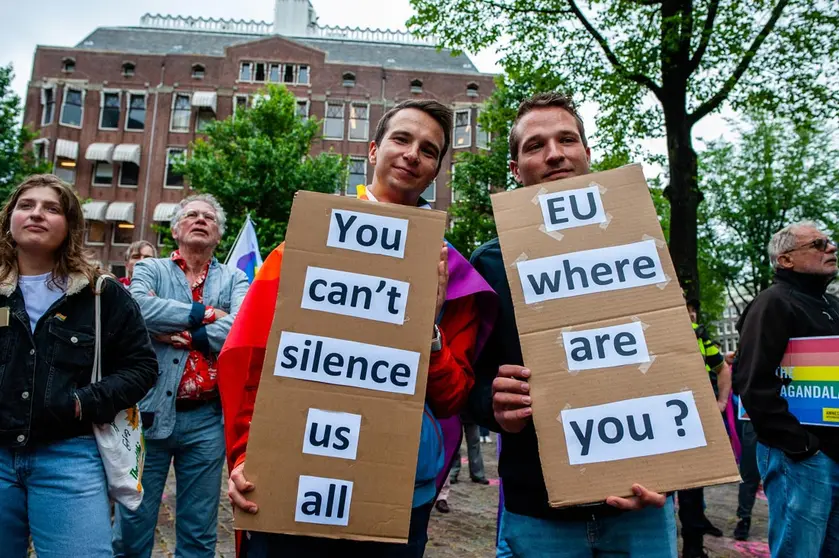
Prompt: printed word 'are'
<box><xmin>561</xmin><ymin>321</ymin><xmax>650</xmax><ymax>371</ymax></box>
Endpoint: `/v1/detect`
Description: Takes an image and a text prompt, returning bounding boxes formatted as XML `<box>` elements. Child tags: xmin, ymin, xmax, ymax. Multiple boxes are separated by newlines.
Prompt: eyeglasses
<box><xmin>783</xmin><ymin>237</ymin><xmax>837</xmax><ymax>254</ymax></box>
<box><xmin>182</xmin><ymin>210</ymin><xmax>218</xmax><ymax>223</ymax></box>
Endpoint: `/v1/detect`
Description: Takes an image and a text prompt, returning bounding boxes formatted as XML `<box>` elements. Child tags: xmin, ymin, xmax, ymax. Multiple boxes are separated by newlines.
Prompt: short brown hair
<box><xmin>0</xmin><ymin>174</ymin><xmax>98</xmax><ymax>286</ymax></box>
<box><xmin>125</xmin><ymin>240</ymin><xmax>157</xmax><ymax>261</ymax></box>
<box><xmin>373</xmin><ymin>100</ymin><xmax>453</xmax><ymax>173</ymax></box>
<box><xmin>509</xmin><ymin>93</ymin><xmax>588</xmax><ymax>161</ymax></box>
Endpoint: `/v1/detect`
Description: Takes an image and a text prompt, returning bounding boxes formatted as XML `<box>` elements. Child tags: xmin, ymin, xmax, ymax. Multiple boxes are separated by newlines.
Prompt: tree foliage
<box><xmin>178</xmin><ymin>85</ymin><xmax>346</xmax><ymax>258</ymax></box>
<box><xmin>0</xmin><ymin>64</ymin><xmax>50</xmax><ymax>200</ymax></box>
<box><xmin>699</xmin><ymin>111</ymin><xmax>839</xmax><ymax>316</ymax></box>
<box><xmin>409</xmin><ymin>0</ymin><xmax>839</xmax><ymax>298</ymax></box>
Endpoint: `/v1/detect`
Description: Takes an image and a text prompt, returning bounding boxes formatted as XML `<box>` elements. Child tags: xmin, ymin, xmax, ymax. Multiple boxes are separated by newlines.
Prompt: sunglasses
<box><xmin>783</xmin><ymin>237</ymin><xmax>837</xmax><ymax>254</ymax></box>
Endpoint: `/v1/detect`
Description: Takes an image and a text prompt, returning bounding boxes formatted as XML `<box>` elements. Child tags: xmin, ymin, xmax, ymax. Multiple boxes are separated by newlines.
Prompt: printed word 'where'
<box><xmin>327</xmin><ymin>209</ymin><xmax>408</xmax><ymax>258</ymax></box>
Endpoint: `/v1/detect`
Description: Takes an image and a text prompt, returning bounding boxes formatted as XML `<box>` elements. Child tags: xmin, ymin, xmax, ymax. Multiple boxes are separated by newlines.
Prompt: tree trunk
<box><xmin>664</xmin><ymin>105</ymin><xmax>701</xmax><ymax>301</ymax></box>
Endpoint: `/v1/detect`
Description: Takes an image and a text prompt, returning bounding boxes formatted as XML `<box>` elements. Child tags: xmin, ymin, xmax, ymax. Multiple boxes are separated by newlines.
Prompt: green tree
<box><xmin>0</xmin><ymin>64</ymin><xmax>50</xmax><ymax>199</ymax></box>
<box><xmin>699</xmin><ymin>111</ymin><xmax>839</xmax><ymax>317</ymax></box>
<box><xmin>178</xmin><ymin>85</ymin><xmax>346</xmax><ymax>258</ymax></box>
<box><xmin>409</xmin><ymin>0</ymin><xmax>839</xmax><ymax>299</ymax></box>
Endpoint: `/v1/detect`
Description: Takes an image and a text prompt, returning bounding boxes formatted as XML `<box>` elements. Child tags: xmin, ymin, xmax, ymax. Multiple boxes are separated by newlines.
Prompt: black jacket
<box><xmin>0</xmin><ymin>272</ymin><xmax>158</xmax><ymax>447</ymax></box>
<box><xmin>469</xmin><ymin>238</ymin><xmax>622</xmax><ymax>521</ymax></box>
<box><xmin>735</xmin><ymin>268</ymin><xmax>839</xmax><ymax>464</ymax></box>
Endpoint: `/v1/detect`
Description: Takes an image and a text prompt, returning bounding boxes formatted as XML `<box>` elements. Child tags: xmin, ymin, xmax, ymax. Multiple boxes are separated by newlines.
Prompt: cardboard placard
<box><xmin>491</xmin><ymin>164</ymin><xmax>740</xmax><ymax>507</ymax></box>
<box><xmin>237</xmin><ymin>191</ymin><xmax>447</xmax><ymax>541</ymax></box>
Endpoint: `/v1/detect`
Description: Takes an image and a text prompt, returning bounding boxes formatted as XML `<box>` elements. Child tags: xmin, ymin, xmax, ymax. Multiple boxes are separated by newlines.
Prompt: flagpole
<box><xmin>224</xmin><ymin>213</ymin><xmax>250</xmax><ymax>266</ymax></box>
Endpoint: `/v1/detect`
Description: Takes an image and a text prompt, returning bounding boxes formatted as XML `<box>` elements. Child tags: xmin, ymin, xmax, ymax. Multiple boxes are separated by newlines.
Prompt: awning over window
<box><xmin>153</xmin><ymin>202</ymin><xmax>179</xmax><ymax>222</ymax></box>
<box><xmin>82</xmin><ymin>201</ymin><xmax>108</xmax><ymax>222</ymax></box>
<box><xmin>85</xmin><ymin>143</ymin><xmax>115</xmax><ymax>163</ymax></box>
<box><xmin>191</xmin><ymin>91</ymin><xmax>218</xmax><ymax>113</ymax></box>
<box><xmin>105</xmin><ymin>202</ymin><xmax>135</xmax><ymax>224</ymax></box>
<box><xmin>113</xmin><ymin>144</ymin><xmax>142</xmax><ymax>166</ymax></box>
<box><xmin>55</xmin><ymin>138</ymin><xmax>79</xmax><ymax>160</ymax></box>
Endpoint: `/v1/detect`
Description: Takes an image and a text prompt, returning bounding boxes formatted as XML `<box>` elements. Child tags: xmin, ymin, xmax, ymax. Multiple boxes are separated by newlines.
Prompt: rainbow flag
<box><xmin>740</xmin><ymin>336</ymin><xmax>839</xmax><ymax>427</ymax></box>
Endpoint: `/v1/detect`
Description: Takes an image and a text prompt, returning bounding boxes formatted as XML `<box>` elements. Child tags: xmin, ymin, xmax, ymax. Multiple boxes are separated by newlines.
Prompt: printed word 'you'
<box><xmin>327</xmin><ymin>209</ymin><xmax>409</xmax><ymax>258</ymax></box>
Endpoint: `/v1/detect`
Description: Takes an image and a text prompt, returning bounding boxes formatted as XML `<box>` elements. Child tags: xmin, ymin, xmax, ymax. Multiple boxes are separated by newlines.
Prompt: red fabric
<box><xmin>171</xmin><ymin>250</ymin><xmax>219</xmax><ymax>400</ymax></box>
<box><xmin>118</xmin><ymin>276</ymin><xmax>131</xmax><ymax>286</ymax></box>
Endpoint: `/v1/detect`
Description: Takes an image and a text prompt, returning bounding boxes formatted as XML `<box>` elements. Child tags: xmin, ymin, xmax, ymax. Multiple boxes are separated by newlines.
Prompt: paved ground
<box><xmin>152</xmin><ymin>435</ymin><xmax>769</xmax><ymax>557</ymax></box>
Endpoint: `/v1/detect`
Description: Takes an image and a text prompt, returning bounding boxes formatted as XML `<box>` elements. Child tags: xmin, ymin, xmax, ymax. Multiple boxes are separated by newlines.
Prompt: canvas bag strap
<box><xmin>90</xmin><ymin>275</ymin><xmax>106</xmax><ymax>385</ymax></box>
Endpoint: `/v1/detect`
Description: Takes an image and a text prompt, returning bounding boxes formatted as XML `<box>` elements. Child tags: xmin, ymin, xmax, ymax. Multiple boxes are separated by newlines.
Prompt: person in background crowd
<box><xmin>450</xmin><ymin>413</ymin><xmax>489</xmax><ymax>485</ymax></box>
<box><xmin>435</xmin><ymin>476</ymin><xmax>454</xmax><ymax>514</ymax></box>
<box><xmin>469</xmin><ymin>93</ymin><xmax>674</xmax><ymax>558</ymax></box>
<box><xmin>728</xmin><ymin>350</ymin><xmax>760</xmax><ymax>541</ymax></box>
<box><xmin>736</xmin><ymin>222</ymin><xmax>839</xmax><ymax>556</ymax></box>
<box><xmin>119</xmin><ymin>240</ymin><xmax>157</xmax><ymax>286</ymax></box>
<box><xmin>114</xmin><ymin>194</ymin><xmax>249</xmax><ymax>558</ymax></box>
<box><xmin>677</xmin><ymin>298</ymin><xmax>728</xmax><ymax>557</ymax></box>
<box><xmin>480</xmin><ymin>426</ymin><xmax>491</xmax><ymax>443</ymax></box>
<box><xmin>220</xmin><ymin>100</ymin><xmax>497</xmax><ymax>558</ymax></box>
<box><xmin>0</xmin><ymin>174</ymin><xmax>157</xmax><ymax>557</ymax></box>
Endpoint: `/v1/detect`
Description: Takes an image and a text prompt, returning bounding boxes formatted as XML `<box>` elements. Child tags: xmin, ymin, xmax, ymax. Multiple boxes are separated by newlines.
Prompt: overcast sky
<box><xmin>0</xmin><ymin>0</ymin><xmax>732</xmax><ymax>171</ymax></box>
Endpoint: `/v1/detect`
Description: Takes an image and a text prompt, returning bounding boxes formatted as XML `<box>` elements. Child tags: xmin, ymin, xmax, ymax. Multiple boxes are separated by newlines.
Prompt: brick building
<box><xmin>23</xmin><ymin>0</ymin><xmax>495</xmax><ymax>276</ymax></box>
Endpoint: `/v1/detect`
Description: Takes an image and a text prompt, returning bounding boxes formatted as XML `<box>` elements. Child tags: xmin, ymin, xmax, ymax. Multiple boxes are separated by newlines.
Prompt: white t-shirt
<box><xmin>19</xmin><ymin>272</ymin><xmax>66</xmax><ymax>332</ymax></box>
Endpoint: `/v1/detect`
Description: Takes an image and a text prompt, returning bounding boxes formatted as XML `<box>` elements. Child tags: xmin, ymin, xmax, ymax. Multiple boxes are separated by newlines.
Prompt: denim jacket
<box><xmin>129</xmin><ymin>257</ymin><xmax>249</xmax><ymax>440</ymax></box>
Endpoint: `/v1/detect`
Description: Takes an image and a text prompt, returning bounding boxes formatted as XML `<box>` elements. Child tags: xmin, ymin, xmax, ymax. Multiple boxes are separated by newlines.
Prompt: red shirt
<box><xmin>171</xmin><ymin>251</ymin><xmax>219</xmax><ymax>400</ymax></box>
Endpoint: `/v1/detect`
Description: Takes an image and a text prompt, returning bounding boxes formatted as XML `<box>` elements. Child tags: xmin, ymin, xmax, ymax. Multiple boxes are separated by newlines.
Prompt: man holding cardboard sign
<box><xmin>218</xmin><ymin>100</ymin><xmax>496</xmax><ymax>557</ymax></box>
<box><xmin>468</xmin><ymin>93</ymin><xmax>737</xmax><ymax>557</ymax></box>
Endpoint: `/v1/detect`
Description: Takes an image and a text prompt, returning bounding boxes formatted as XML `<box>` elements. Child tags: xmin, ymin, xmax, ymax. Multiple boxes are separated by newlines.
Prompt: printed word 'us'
<box><xmin>295</xmin><ymin>475</ymin><xmax>353</xmax><ymax>526</ymax></box>
<box><xmin>561</xmin><ymin>321</ymin><xmax>650</xmax><ymax>371</ymax></box>
<box><xmin>301</xmin><ymin>266</ymin><xmax>409</xmax><ymax>325</ymax></box>
<box><xmin>327</xmin><ymin>209</ymin><xmax>408</xmax><ymax>258</ymax></box>
<box><xmin>538</xmin><ymin>185</ymin><xmax>606</xmax><ymax>232</ymax></box>
<box><xmin>302</xmin><ymin>408</ymin><xmax>362</xmax><ymax>460</ymax></box>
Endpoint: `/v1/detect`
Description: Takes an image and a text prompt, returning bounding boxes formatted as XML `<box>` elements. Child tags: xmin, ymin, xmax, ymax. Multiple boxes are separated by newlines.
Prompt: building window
<box><xmin>157</xmin><ymin>229</ymin><xmax>167</xmax><ymax>247</ymax></box>
<box><xmin>196</xmin><ymin>108</ymin><xmax>214</xmax><ymax>132</ymax></box>
<box><xmin>324</xmin><ymin>102</ymin><xmax>344</xmax><ymax>139</ymax></box>
<box><xmin>283</xmin><ymin>65</ymin><xmax>296</xmax><ymax>84</ymax></box>
<box><xmin>122</xmin><ymin>62</ymin><xmax>135</xmax><ymax>77</ymax></box>
<box><xmin>454</xmin><ymin>109</ymin><xmax>471</xmax><ymax>148</ymax></box>
<box><xmin>41</xmin><ymin>87</ymin><xmax>55</xmax><ymax>125</ymax></box>
<box><xmin>269</xmin><ymin>63</ymin><xmax>281</xmax><ymax>82</ymax></box>
<box><xmin>349</xmin><ymin>103</ymin><xmax>369</xmax><ymax>141</ymax></box>
<box><xmin>99</xmin><ymin>91</ymin><xmax>121</xmax><ymax>130</ymax></box>
<box><xmin>112</xmin><ymin>223</ymin><xmax>134</xmax><ymax>246</ymax></box>
<box><xmin>422</xmin><ymin>181</ymin><xmax>436</xmax><ymax>202</ymax></box>
<box><xmin>110</xmin><ymin>263</ymin><xmax>127</xmax><ymax>278</ymax></box>
<box><xmin>234</xmin><ymin>94</ymin><xmax>248</xmax><ymax>116</ymax></box>
<box><xmin>342</xmin><ymin>72</ymin><xmax>356</xmax><ymax>88</ymax></box>
<box><xmin>296</xmin><ymin>99</ymin><xmax>309</xmax><ymax>118</ymax></box>
<box><xmin>298</xmin><ymin>65</ymin><xmax>310</xmax><ymax>84</ymax></box>
<box><xmin>62</xmin><ymin>58</ymin><xmax>75</xmax><ymax>73</ymax></box>
<box><xmin>410</xmin><ymin>79</ymin><xmax>423</xmax><ymax>94</ymax></box>
<box><xmin>60</xmin><ymin>87</ymin><xmax>84</xmax><ymax>127</ymax></box>
<box><xmin>254</xmin><ymin>62</ymin><xmax>266</xmax><ymax>82</ymax></box>
<box><xmin>126</xmin><ymin>93</ymin><xmax>146</xmax><ymax>131</ymax></box>
<box><xmin>467</xmin><ymin>82</ymin><xmax>479</xmax><ymax>97</ymax></box>
<box><xmin>33</xmin><ymin>139</ymin><xmax>49</xmax><ymax>164</ymax></box>
<box><xmin>476</xmin><ymin>110</ymin><xmax>490</xmax><ymax>150</ymax></box>
<box><xmin>165</xmin><ymin>148</ymin><xmax>185</xmax><ymax>188</ymax></box>
<box><xmin>92</xmin><ymin>162</ymin><xmax>113</xmax><ymax>186</ymax></box>
<box><xmin>170</xmin><ymin>94</ymin><xmax>191</xmax><ymax>132</ymax></box>
<box><xmin>239</xmin><ymin>62</ymin><xmax>253</xmax><ymax>82</ymax></box>
<box><xmin>347</xmin><ymin>158</ymin><xmax>367</xmax><ymax>194</ymax></box>
<box><xmin>54</xmin><ymin>158</ymin><xmax>76</xmax><ymax>184</ymax></box>
<box><xmin>85</xmin><ymin>221</ymin><xmax>106</xmax><ymax>245</ymax></box>
<box><xmin>192</xmin><ymin>64</ymin><xmax>205</xmax><ymax>79</ymax></box>
<box><xmin>119</xmin><ymin>163</ymin><xmax>140</xmax><ymax>187</ymax></box>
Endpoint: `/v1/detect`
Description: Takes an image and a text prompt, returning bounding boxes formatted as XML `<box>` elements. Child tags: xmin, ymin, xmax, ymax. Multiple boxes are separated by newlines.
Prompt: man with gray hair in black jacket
<box><xmin>735</xmin><ymin>221</ymin><xmax>839</xmax><ymax>557</ymax></box>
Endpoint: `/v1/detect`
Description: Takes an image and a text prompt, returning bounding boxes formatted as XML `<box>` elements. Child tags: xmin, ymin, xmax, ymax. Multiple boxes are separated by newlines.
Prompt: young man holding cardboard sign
<box><xmin>469</xmin><ymin>93</ymin><xmax>710</xmax><ymax>557</ymax></box>
<box><xmin>218</xmin><ymin>100</ymin><xmax>496</xmax><ymax>557</ymax></box>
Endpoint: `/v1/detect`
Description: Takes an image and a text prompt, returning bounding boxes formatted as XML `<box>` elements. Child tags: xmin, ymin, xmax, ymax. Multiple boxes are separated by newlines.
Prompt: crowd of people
<box><xmin>0</xmin><ymin>92</ymin><xmax>836</xmax><ymax>558</ymax></box>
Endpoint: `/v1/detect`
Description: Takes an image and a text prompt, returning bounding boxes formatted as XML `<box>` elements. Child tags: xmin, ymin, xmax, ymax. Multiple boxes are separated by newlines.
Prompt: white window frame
<box><xmin>295</xmin><ymin>98</ymin><xmax>310</xmax><ymax>118</ymax></box>
<box><xmin>111</xmin><ymin>223</ymin><xmax>135</xmax><ymax>246</ymax></box>
<box><xmin>191</xmin><ymin>64</ymin><xmax>205</xmax><ymax>79</ymax></box>
<box><xmin>281</xmin><ymin>64</ymin><xmax>296</xmax><ymax>84</ymax></box>
<box><xmin>422</xmin><ymin>180</ymin><xmax>436</xmax><ymax>202</ymax></box>
<box><xmin>454</xmin><ymin>109</ymin><xmax>472</xmax><ymax>149</ymax></box>
<box><xmin>195</xmin><ymin>107</ymin><xmax>215</xmax><ymax>132</ymax></box>
<box><xmin>125</xmin><ymin>91</ymin><xmax>147</xmax><ymax>131</ymax></box>
<box><xmin>169</xmin><ymin>93</ymin><xmax>191</xmax><ymax>133</ymax></box>
<box><xmin>85</xmin><ymin>221</ymin><xmax>107</xmax><ymax>246</ymax></box>
<box><xmin>348</xmin><ymin>102</ymin><xmax>369</xmax><ymax>142</ymax></box>
<box><xmin>254</xmin><ymin>62</ymin><xmax>267</xmax><ymax>83</ymax></box>
<box><xmin>476</xmin><ymin>109</ymin><xmax>490</xmax><ymax>150</ymax></box>
<box><xmin>92</xmin><ymin>161</ymin><xmax>114</xmax><ymax>187</ymax></box>
<box><xmin>59</xmin><ymin>85</ymin><xmax>85</xmax><ymax>129</ymax></box>
<box><xmin>33</xmin><ymin>138</ymin><xmax>49</xmax><ymax>164</ymax></box>
<box><xmin>157</xmin><ymin>229</ymin><xmax>167</xmax><ymax>247</ymax></box>
<box><xmin>410</xmin><ymin>79</ymin><xmax>423</xmax><ymax>94</ymax></box>
<box><xmin>342</xmin><ymin>72</ymin><xmax>356</xmax><ymax>88</ymax></box>
<box><xmin>297</xmin><ymin>65</ymin><xmax>310</xmax><ymax>85</ymax></box>
<box><xmin>347</xmin><ymin>157</ymin><xmax>367</xmax><ymax>195</ymax></box>
<box><xmin>122</xmin><ymin>62</ymin><xmax>135</xmax><ymax>77</ymax></box>
<box><xmin>118</xmin><ymin>162</ymin><xmax>140</xmax><ymax>188</ymax></box>
<box><xmin>324</xmin><ymin>102</ymin><xmax>345</xmax><ymax>140</ymax></box>
<box><xmin>99</xmin><ymin>89</ymin><xmax>121</xmax><ymax>131</ymax></box>
<box><xmin>239</xmin><ymin>61</ymin><xmax>254</xmax><ymax>82</ymax></box>
<box><xmin>164</xmin><ymin>147</ymin><xmax>186</xmax><ymax>189</ymax></box>
<box><xmin>268</xmin><ymin>63</ymin><xmax>281</xmax><ymax>83</ymax></box>
<box><xmin>54</xmin><ymin>158</ymin><xmax>76</xmax><ymax>185</ymax></box>
<box><xmin>40</xmin><ymin>86</ymin><xmax>56</xmax><ymax>125</ymax></box>
<box><xmin>234</xmin><ymin>94</ymin><xmax>249</xmax><ymax>118</ymax></box>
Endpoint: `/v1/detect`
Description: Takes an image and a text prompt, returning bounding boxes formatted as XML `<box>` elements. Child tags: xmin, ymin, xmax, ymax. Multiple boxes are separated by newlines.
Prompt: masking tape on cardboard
<box><xmin>641</xmin><ymin>234</ymin><xmax>666</xmax><ymax>249</ymax></box>
<box><xmin>538</xmin><ymin>224</ymin><xmax>564</xmax><ymax>242</ymax></box>
<box><xmin>599</xmin><ymin>212</ymin><xmax>613</xmax><ymax>230</ymax></box>
<box><xmin>638</xmin><ymin>354</ymin><xmax>657</xmax><ymax>374</ymax></box>
<box><xmin>531</xmin><ymin>187</ymin><xmax>549</xmax><ymax>205</ymax></box>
